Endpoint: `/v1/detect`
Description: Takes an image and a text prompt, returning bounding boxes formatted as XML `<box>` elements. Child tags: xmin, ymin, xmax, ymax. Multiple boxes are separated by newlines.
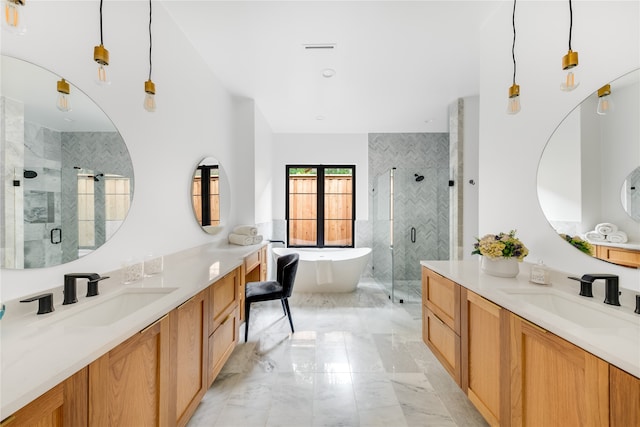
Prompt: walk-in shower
<box><xmin>372</xmin><ymin>167</ymin><xmax>450</xmax><ymax>303</ymax></box>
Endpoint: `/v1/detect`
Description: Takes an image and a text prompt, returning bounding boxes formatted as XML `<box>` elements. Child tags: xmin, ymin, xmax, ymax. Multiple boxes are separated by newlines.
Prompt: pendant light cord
<box><xmin>99</xmin><ymin>0</ymin><xmax>104</xmax><ymax>45</ymax></box>
<box><xmin>511</xmin><ymin>0</ymin><xmax>517</xmax><ymax>85</ymax></box>
<box><xmin>148</xmin><ymin>0</ymin><xmax>153</xmax><ymax>81</ymax></box>
<box><xmin>568</xmin><ymin>0</ymin><xmax>573</xmax><ymax>50</ymax></box>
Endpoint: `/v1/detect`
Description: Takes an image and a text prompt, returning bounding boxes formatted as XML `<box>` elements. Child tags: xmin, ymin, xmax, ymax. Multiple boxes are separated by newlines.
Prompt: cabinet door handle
<box><xmin>221</xmin><ymin>313</ymin><xmax>234</xmax><ymax>325</ymax></box>
<box><xmin>140</xmin><ymin>314</ymin><xmax>169</xmax><ymax>334</ymax></box>
<box><xmin>0</xmin><ymin>416</ymin><xmax>16</xmax><ymax>426</ymax></box>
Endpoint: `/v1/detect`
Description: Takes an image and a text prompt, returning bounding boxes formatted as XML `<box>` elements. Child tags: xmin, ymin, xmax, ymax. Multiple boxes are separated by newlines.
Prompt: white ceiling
<box><xmin>163</xmin><ymin>1</ymin><xmax>502</xmax><ymax>134</ymax></box>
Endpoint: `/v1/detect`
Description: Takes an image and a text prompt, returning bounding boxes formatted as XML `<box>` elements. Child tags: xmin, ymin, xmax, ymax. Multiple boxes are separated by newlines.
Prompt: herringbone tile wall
<box><xmin>368</xmin><ymin>133</ymin><xmax>450</xmax><ymax>285</ymax></box>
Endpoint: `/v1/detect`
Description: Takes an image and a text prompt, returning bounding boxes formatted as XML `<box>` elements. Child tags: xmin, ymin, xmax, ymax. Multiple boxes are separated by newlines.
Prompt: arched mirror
<box><xmin>537</xmin><ymin>68</ymin><xmax>640</xmax><ymax>268</ymax></box>
<box><xmin>1</xmin><ymin>56</ymin><xmax>134</xmax><ymax>269</ymax></box>
<box><xmin>191</xmin><ymin>157</ymin><xmax>227</xmax><ymax>234</ymax></box>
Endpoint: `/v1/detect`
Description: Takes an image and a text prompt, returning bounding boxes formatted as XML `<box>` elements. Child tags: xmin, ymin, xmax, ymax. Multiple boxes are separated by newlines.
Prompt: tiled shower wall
<box><xmin>368</xmin><ymin>133</ymin><xmax>450</xmax><ymax>282</ymax></box>
<box><xmin>61</xmin><ymin>132</ymin><xmax>132</xmax><ymax>264</ymax></box>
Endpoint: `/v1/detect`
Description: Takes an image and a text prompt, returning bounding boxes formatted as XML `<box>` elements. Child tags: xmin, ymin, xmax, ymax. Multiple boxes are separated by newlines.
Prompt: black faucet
<box><xmin>63</xmin><ymin>273</ymin><xmax>109</xmax><ymax>304</ymax></box>
<box><xmin>568</xmin><ymin>274</ymin><xmax>620</xmax><ymax>306</ymax></box>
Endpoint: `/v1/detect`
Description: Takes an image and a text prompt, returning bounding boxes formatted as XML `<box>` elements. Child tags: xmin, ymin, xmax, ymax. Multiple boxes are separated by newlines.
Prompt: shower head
<box><xmin>414</xmin><ymin>174</ymin><xmax>424</xmax><ymax>182</ymax></box>
<box><xmin>23</xmin><ymin>170</ymin><xmax>38</xmax><ymax>179</ymax></box>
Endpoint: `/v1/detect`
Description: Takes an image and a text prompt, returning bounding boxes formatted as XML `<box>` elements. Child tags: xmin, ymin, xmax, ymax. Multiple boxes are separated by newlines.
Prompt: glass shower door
<box><xmin>372</xmin><ymin>170</ymin><xmax>393</xmax><ymax>298</ymax></box>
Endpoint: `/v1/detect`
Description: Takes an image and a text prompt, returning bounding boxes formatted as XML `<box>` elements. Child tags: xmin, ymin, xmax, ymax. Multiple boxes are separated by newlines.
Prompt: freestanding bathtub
<box><xmin>272</xmin><ymin>247</ymin><xmax>371</xmax><ymax>293</ymax></box>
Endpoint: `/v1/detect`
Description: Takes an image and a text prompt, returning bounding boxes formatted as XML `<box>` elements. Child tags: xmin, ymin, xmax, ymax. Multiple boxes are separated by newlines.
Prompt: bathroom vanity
<box><xmin>0</xmin><ymin>242</ymin><xmax>268</xmax><ymax>426</ymax></box>
<box><xmin>421</xmin><ymin>260</ymin><xmax>640</xmax><ymax>427</ymax></box>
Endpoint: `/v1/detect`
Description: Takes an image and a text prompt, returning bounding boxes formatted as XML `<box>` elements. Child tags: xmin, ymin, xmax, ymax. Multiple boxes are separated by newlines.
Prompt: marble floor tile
<box><xmin>187</xmin><ymin>278</ymin><xmax>488</xmax><ymax>427</ymax></box>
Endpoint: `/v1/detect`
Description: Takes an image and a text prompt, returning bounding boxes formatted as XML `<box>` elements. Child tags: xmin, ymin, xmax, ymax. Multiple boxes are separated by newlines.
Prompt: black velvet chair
<box><xmin>244</xmin><ymin>253</ymin><xmax>299</xmax><ymax>342</ymax></box>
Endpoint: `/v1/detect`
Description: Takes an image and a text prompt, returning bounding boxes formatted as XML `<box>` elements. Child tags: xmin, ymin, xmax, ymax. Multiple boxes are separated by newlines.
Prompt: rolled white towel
<box><xmin>585</xmin><ymin>231</ymin><xmax>607</xmax><ymax>242</ymax></box>
<box><xmin>233</xmin><ymin>225</ymin><xmax>258</xmax><ymax>236</ymax></box>
<box><xmin>606</xmin><ymin>231</ymin><xmax>628</xmax><ymax>244</ymax></box>
<box><xmin>253</xmin><ymin>235</ymin><xmax>263</xmax><ymax>244</ymax></box>
<box><xmin>595</xmin><ymin>223</ymin><xmax>618</xmax><ymax>235</ymax></box>
<box><xmin>228</xmin><ymin>233</ymin><xmax>254</xmax><ymax>246</ymax></box>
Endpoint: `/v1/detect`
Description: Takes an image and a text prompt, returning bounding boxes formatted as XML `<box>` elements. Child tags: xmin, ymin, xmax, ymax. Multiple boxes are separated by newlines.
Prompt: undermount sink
<box><xmin>47</xmin><ymin>287</ymin><xmax>177</xmax><ymax>328</ymax></box>
<box><xmin>501</xmin><ymin>288</ymin><xmax>640</xmax><ymax>330</ymax></box>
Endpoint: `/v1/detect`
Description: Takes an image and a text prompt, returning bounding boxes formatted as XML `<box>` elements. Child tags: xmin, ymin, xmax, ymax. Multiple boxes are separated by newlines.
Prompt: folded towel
<box><xmin>233</xmin><ymin>225</ymin><xmax>258</xmax><ymax>236</ymax></box>
<box><xmin>595</xmin><ymin>223</ymin><xmax>618</xmax><ymax>235</ymax></box>
<box><xmin>316</xmin><ymin>259</ymin><xmax>333</xmax><ymax>285</ymax></box>
<box><xmin>606</xmin><ymin>231</ymin><xmax>628</xmax><ymax>244</ymax></box>
<box><xmin>253</xmin><ymin>235</ymin><xmax>263</xmax><ymax>244</ymax></box>
<box><xmin>585</xmin><ymin>231</ymin><xmax>607</xmax><ymax>242</ymax></box>
<box><xmin>228</xmin><ymin>233</ymin><xmax>254</xmax><ymax>246</ymax></box>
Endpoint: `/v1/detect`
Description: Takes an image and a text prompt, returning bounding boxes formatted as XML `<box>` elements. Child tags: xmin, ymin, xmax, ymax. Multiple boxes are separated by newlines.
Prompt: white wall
<box><xmin>254</xmin><ymin>106</ymin><xmax>274</xmax><ymax>225</ymax></box>
<box><xmin>0</xmin><ymin>2</ymin><xmax>252</xmax><ymax>301</ymax></box>
<box><xmin>271</xmin><ymin>134</ymin><xmax>369</xmax><ymax>221</ymax></box>
<box><xmin>479</xmin><ymin>1</ymin><xmax>640</xmax><ymax>290</ymax></box>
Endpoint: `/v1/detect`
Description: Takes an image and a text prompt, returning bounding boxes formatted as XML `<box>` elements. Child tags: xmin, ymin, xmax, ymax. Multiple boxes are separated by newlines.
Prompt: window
<box><xmin>286</xmin><ymin>165</ymin><xmax>355</xmax><ymax>247</ymax></box>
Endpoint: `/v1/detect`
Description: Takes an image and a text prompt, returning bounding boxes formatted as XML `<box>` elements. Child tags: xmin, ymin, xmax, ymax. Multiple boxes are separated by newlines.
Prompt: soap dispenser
<box><xmin>529</xmin><ymin>260</ymin><xmax>551</xmax><ymax>285</ymax></box>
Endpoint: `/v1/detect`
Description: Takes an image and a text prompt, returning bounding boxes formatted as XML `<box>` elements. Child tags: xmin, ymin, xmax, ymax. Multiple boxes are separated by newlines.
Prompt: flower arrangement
<box><xmin>472</xmin><ymin>230</ymin><xmax>529</xmax><ymax>261</ymax></box>
<box><xmin>560</xmin><ymin>234</ymin><xmax>594</xmax><ymax>255</ymax></box>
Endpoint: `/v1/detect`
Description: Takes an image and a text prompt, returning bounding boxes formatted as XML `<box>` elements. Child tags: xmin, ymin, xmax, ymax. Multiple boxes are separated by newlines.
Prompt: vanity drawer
<box><xmin>207</xmin><ymin>308</ymin><xmax>238</xmax><ymax>386</ymax></box>
<box><xmin>208</xmin><ymin>268</ymin><xmax>239</xmax><ymax>332</ymax></box>
<box><xmin>422</xmin><ymin>267</ymin><xmax>461</xmax><ymax>334</ymax></box>
<box><xmin>244</xmin><ymin>250</ymin><xmax>260</xmax><ymax>272</ymax></box>
<box><xmin>423</xmin><ymin>308</ymin><xmax>461</xmax><ymax>386</ymax></box>
<box><xmin>596</xmin><ymin>245</ymin><xmax>640</xmax><ymax>268</ymax></box>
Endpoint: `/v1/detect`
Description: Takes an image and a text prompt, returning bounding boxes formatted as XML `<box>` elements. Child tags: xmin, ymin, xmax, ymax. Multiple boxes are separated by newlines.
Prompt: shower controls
<box><xmin>411</xmin><ymin>227</ymin><xmax>416</xmax><ymax>243</ymax></box>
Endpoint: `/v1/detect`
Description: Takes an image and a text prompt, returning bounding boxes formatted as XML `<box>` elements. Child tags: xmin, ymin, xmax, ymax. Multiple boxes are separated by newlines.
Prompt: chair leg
<box><xmin>280</xmin><ymin>299</ymin><xmax>287</xmax><ymax>315</ymax></box>
<box><xmin>282</xmin><ymin>298</ymin><xmax>294</xmax><ymax>333</ymax></box>
<box><xmin>244</xmin><ymin>301</ymin><xmax>251</xmax><ymax>343</ymax></box>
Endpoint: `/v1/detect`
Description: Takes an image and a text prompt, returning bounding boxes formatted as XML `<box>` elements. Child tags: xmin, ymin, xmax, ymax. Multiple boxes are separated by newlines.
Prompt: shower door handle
<box><xmin>411</xmin><ymin>227</ymin><xmax>416</xmax><ymax>243</ymax></box>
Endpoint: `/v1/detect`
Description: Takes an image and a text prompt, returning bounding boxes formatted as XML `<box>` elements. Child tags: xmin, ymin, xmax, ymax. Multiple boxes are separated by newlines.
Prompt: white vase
<box><xmin>481</xmin><ymin>257</ymin><xmax>519</xmax><ymax>278</ymax></box>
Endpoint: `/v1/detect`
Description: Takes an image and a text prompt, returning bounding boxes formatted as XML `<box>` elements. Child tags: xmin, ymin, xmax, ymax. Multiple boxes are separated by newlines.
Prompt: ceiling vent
<box><xmin>303</xmin><ymin>43</ymin><xmax>337</xmax><ymax>50</ymax></box>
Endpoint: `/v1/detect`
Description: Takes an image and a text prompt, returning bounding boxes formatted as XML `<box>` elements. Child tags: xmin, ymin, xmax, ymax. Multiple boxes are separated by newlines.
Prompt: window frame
<box><xmin>285</xmin><ymin>164</ymin><xmax>356</xmax><ymax>248</ymax></box>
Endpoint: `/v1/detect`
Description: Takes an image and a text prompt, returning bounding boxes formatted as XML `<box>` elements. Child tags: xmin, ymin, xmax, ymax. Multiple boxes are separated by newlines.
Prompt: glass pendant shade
<box><xmin>56</xmin><ymin>78</ymin><xmax>71</xmax><ymax>112</ymax></box>
<box><xmin>94</xmin><ymin>45</ymin><xmax>111</xmax><ymax>85</ymax></box>
<box><xmin>143</xmin><ymin>80</ymin><xmax>156</xmax><ymax>112</ymax></box>
<box><xmin>507</xmin><ymin>84</ymin><xmax>521</xmax><ymax>115</ymax></box>
<box><xmin>2</xmin><ymin>0</ymin><xmax>26</xmax><ymax>35</ymax></box>
<box><xmin>596</xmin><ymin>84</ymin><xmax>613</xmax><ymax>115</ymax></box>
<box><xmin>560</xmin><ymin>50</ymin><xmax>580</xmax><ymax>91</ymax></box>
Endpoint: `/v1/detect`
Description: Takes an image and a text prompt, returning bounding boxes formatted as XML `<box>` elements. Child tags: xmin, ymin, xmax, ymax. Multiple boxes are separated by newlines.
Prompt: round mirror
<box><xmin>1</xmin><ymin>56</ymin><xmax>134</xmax><ymax>269</ymax></box>
<box><xmin>191</xmin><ymin>157</ymin><xmax>226</xmax><ymax>234</ymax></box>
<box><xmin>620</xmin><ymin>166</ymin><xmax>640</xmax><ymax>222</ymax></box>
<box><xmin>537</xmin><ymin>68</ymin><xmax>640</xmax><ymax>268</ymax></box>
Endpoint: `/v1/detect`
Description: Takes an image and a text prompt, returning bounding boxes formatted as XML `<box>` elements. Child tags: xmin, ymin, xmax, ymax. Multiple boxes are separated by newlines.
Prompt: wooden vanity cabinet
<box><xmin>421</xmin><ymin>266</ymin><xmax>462</xmax><ymax>385</ymax></box>
<box><xmin>610</xmin><ymin>366</ymin><xmax>640</xmax><ymax>427</ymax></box>
<box><xmin>462</xmin><ymin>290</ymin><xmax>509</xmax><ymax>427</ymax></box>
<box><xmin>0</xmin><ymin>368</ymin><xmax>87</xmax><ymax>427</ymax></box>
<box><xmin>207</xmin><ymin>267</ymin><xmax>240</xmax><ymax>386</ymax></box>
<box><xmin>509</xmin><ymin>314</ymin><xmax>610</xmax><ymax>427</ymax></box>
<box><xmin>173</xmin><ymin>290</ymin><xmax>208</xmax><ymax>427</ymax></box>
<box><xmin>595</xmin><ymin>245</ymin><xmax>640</xmax><ymax>268</ymax></box>
<box><xmin>88</xmin><ymin>314</ymin><xmax>172</xmax><ymax>427</ymax></box>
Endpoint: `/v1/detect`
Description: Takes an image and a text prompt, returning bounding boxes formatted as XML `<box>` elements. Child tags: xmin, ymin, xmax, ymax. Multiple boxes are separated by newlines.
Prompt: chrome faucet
<box><xmin>63</xmin><ymin>273</ymin><xmax>110</xmax><ymax>305</ymax></box>
<box><xmin>569</xmin><ymin>274</ymin><xmax>620</xmax><ymax>306</ymax></box>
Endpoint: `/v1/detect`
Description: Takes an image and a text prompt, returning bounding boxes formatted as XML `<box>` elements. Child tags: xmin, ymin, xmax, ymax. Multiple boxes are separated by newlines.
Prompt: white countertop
<box><xmin>0</xmin><ymin>242</ymin><xmax>266</xmax><ymax>419</ymax></box>
<box><xmin>590</xmin><ymin>240</ymin><xmax>640</xmax><ymax>251</ymax></box>
<box><xmin>421</xmin><ymin>259</ymin><xmax>640</xmax><ymax>379</ymax></box>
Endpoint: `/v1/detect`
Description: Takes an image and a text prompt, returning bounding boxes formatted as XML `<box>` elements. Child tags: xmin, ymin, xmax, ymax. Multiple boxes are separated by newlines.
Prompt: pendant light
<box><xmin>56</xmin><ymin>78</ymin><xmax>71</xmax><ymax>112</ymax></box>
<box><xmin>143</xmin><ymin>0</ymin><xmax>156</xmax><ymax>112</ymax></box>
<box><xmin>507</xmin><ymin>0</ymin><xmax>520</xmax><ymax>115</ymax></box>
<box><xmin>2</xmin><ymin>0</ymin><xmax>26</xmax><ymax>35</ymax></box>
<box><xmin>596</xmin><ymin>84</ymin><xmax>613</xmax><ymax>115</ymax></box>
<box><xmin>560</xmin><ymin>0</ymin><xmax>579</xmax><ymax>91</ymax></box>
<box><xmin>93</xmin><ymin>0</ymin><xmax>110</xmax><ymax>85</ymax></box>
